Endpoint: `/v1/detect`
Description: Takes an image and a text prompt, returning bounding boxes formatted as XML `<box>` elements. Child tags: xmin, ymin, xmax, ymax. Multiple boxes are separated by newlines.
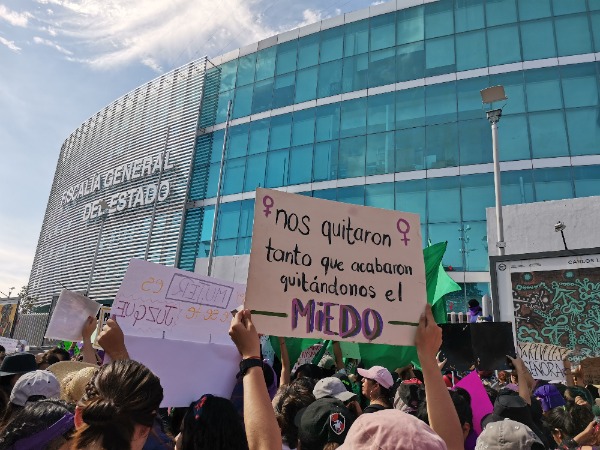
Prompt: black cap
<box><xmin>0</xmin><ymin>353</ymin><xmax>37</xmax><ymax>376</ymax></box>
<box><xmin>332</xmin><ymin>372</ymin><xmax>353</xmax><ymax>392</ymax></box>
<box><xmin>295</xmin><ymin>398</ymin><xmax>354</xmax><ymax>447</ymax></box>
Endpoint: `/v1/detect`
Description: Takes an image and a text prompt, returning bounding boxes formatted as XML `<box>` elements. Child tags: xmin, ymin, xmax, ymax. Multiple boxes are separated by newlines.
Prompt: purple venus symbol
<box><xmin>396</xmin><ymin>218</ymin><xmax>410</xmax><ymax>246</ymax></box>
<box><xmin>263</xmin><ymin>195</ymin><xmax>275</xmax><ymax>217</ymax></box>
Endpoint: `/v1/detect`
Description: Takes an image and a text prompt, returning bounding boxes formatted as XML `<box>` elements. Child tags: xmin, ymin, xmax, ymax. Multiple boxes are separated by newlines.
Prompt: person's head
<box><xmin>73</xmin><ymin>360</ymin><xmax>163</xmax><ymax>450</ymax></box>
<box><xmin>393</xmin><ymin>382</ymin><xmax>424</xmax><ymax>415</ymax></box>
<box><xmin>296</xmin><ymin>397</ymin><xmax>354</xmax><ymax>450</ymax></box>
<box><xmin>533</xmin><ymin>384</ymin><xmax>566</xmax><ymax>414</ymax></box>
<box><xmin>293</xmin><ymin>364</ymin><xmax>323</xmax><ymax>382</ymax></box>
<box><xmin>274</xmin><ymin>379</ymin><xmax>316</xmax><ymax>448</ymax></box>
<box><xmin>542</xmin><ymin>404</ymin><xmax>594</xmax><ymax>446</ymax></box>
<box><xmin>38</xmin><ymin>352</ymin><xmax>61</xmax><ymax>370</ymax></box>
<box><xmin>0</xmin><ymin>353</ymin><xmax>37</xmax><ymax>389</ymax></box>
<box><xmin>48</xmin><ymin>347</ymin><xmax>71</xmax><ymax>362</ymax></box>
<box><xmin>497</xmin><ymin>370</ymin><xmax>508</xmax><ymax>384</ymax></box>
<box><xmin>395</xmin><ymin>365</ymin><xmax>415</xmax><ymax>381</ymax></box>
<box><xmin>509</xmin><ymin>371</ymin><xmax>518</xmax><ymax>384</ymax></box>
<box><xmin>0</xmin><ymin>399</ymin><xmax>75</xmax><ymax>450</ymax></box>
<box><xmin>476</xmin><ymin>419</ymin><xmax>544</xmax><ymax>449</ymax></box>
<box><xmin>180</xmin><ymin>394</ymin><xmax>248</xmax><ymax>450</ymax></box>
<box><xmin>313</xmin><ymin>378</ymin><xmax>357</xmax><ymax>404</ymax></box>
<box><xmin>468</xmin><ymin>299</ymin><xmax>480</xmax><ymax>309</ymax></box>
<box><xmin>0</xmin><ymin>345</ymin><xmax>5</xmax><ymax>358</ymax></box>
<box><xmin>449</xmin><ymin>389</ymin><xmax>473</xmax><ymax>441</ymax></box>
<box><xmin>357</xmin><ymin>366</ymin><xmax>393</xmax><ymax>404</ymax></box>
<box><xmin>564</xmin><ymin>386</ymin><xmax>594</xmax><ymax>407</ymax></box>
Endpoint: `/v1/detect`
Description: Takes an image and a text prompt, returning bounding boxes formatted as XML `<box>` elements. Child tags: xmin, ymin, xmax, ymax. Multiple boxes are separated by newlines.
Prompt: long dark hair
<box><xmin>274</xmin><ymin>380</ymin><xmax>316</xmax><ymax>449</ymax></box>
<box><xmin>73</xmin><ymin>360</ymin><xmax>163</xmax><ymax>450</ymax></box>
<box><xmin>0</xmin><ymin>399</ymin><xmax>75</xmax><ymax>450</ymax></box>
<box><xmin>180</xmin><ymin>394</ymin><xmax>248</xmax><ymax>450</ymax></box>
<box><xmin>543</xmin><ymin>404</ymin><xmax>594</xmax><ymax>442</ymax></box>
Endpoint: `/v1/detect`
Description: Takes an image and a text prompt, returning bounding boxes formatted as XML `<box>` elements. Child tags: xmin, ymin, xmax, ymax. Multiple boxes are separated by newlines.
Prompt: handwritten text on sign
<box><xmin>111</xmin><ymin>259</ymin><xmax>245</xmax><ymax>344</ymax></box>
<box><xmin>245</xmin><ymin>188</ymin><xmax>426</xmax><ymax>345</ymax></box>
<box><xmin>518</xmin><ymin>342</ymin><xmax>571</xmax><ymax>381</ymax></box>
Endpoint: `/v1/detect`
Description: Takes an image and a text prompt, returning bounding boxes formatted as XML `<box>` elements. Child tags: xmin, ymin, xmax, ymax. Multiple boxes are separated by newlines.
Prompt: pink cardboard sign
<box><xmin>245</xmin><ymin>188</ymin><xmax>426</xmax><ymax>345</ymax></box>
<box><xmin>455</xmin><ymin>371</ymin><xmax>493</xmax><ymax>435</ymax></box>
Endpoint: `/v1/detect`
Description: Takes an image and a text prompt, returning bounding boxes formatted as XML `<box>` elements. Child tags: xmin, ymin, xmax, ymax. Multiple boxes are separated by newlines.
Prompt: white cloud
<box><xmin>0</xmin><ymin>36</ymin><xmax>21</xmax><ymax>52</ymax></box>
<box><xmin>33</xmin><ymin>36</ymin><xmax>73</xmax><ymax>55</ymax></box>
<box><xmin>295</xmin><ymin>9</ymin><xmax>325</xmax><ymax>28</ymax></box>
<box><xmin>0</xmin><ymin>5</ymin><xmax>32</xmax><ymax>27</ymax></box>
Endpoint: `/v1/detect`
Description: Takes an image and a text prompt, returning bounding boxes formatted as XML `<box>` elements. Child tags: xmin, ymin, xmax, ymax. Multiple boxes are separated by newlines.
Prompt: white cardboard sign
<box><xmin>45</xmin><ymin>290</ymin><xmax>101</xmax><ymax>341</ymax></box>
<box><xmin>518</xmin><ymin>342</ymin><xmax>571</xmax><ymax>381</ymax></box>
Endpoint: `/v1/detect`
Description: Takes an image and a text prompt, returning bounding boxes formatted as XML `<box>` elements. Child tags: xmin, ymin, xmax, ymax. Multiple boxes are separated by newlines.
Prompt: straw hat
<box><xmin>48</xmin><ymin>361</ymin><xmax>98</xmax><ymax>403</ymax></box>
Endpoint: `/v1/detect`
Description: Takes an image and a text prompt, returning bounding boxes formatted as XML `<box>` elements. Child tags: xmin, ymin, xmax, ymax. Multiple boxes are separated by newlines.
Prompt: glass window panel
<box><xmin>396</xmin><ymin>87</ymin><xmax>425</xmax><ymax>129</ymax></box>
<box><xmin>336</xmin><ymin>185</ymin><xmax>365</xmax><ymax>205</ymax></box>
<box><xmin>216</xmin><ymin>90</ymin><xmax>234</xmax><ymax>124</ymax></box>
<box><xmin>289</xmin><ymin>144</ymin><xmax>313</xmax><ymax>185</ymax></box>
<box><xmin>520</xmin><ymin>19</ymin><xmax>556</xmax><ymax>60</ymax></box>
<box><xmin>365</xmin><ymin>183</ymin><xmax>394</xmax><ymax>209</ymax></box>
<box><xmin>429</xmin><ymin>222</ymin><xmax>464</xmax><ymax>270</ymax></box>
<box><xmin>458</xmin><ymin>119</ymin><xmax>492</xmax><ymax>166</ymax></box>
<box><xmin>462</xmin><ymin>222</ymin><xmax>489</xmax><ymax>271</ymax></box>
<box><xmin>313</xmin><ymin>189</ymin><xmax>337</xmax><ymax>200</ymax></box>
<box><xmin>561</xmin><ymin>63</ymin><xmax>599</xmax><ymax>108</ymax></box>
<box><xmin>273</xmin><ymin>73</ymin><xmax>295</xmax><ymax>109</ymax></box>
<box><xmin>255</xmin><ymin>47</ymin><xmax>276</xmax><ymax>81</ymax></box>
<box><xmin>498</xmin><ymin>114</ymin><xmax>531</xmax><ymax>161</ymax></box>
<box><xmin>370</xmin><ymin>12</ymin><xmax>396</xmax><ymax>51</ymax></box>
<box><xmin>485</xmin><ymin>0</ymin><xmax>518</xmax><ymax>26</ymax></box>
<box><xmin>574</xmin><ymin>165</ymin><xmax>600</xmax><ymax>198</ymax></box>
<box><xmin>456</xmin><ymin>30</ymin><xmax>487</xmax><ymax>71</ymax></box>
<box><xmin>316</xmin><ymin>103</ymin><xmax>341</xmax><ymax>142</ymax></box>
<box><xmin>206</xmin><ymin>163</ymin><xmax>220</xmax><ymax>198</ymax></box>
<box><xmin>555</xmin><ymin>14</ymin><xmax>593</xmax><ymax>56</ymax></box>
<box><xmin>320</xmin><ymin>27</ymin><xmax>344</xmax><ymax>63</ymax></box>
<box><xmin>367</xmin><ymin>92</ymin><xmax>395</xmax><ymax>134</ymax></box>
<box><xmin>219</xmin><ymin>60</ymin><xmax>238</xmax><ymax>92</ymax></box>
<box><xmin>338</xmin><ymin>135</ymin><xmax>366</xmax><ymax>178</ymax></box>
<box><xmin>245</xmin><ymin>153</ymin><xmax>267</xmax><ymax>191</ymax></box>
<box><xmin>342</xmin><ymin>54</ymin><xmax>369</xmax><ymax>93</ymax></box>
<box><xmin>215</xmin><ymin>239</ymin><xmax>237</xmax><ymax>256</ymax></box>
<box><xmin>344</xmin><ymin>19</ymin><xmax>369</xmax><ymax>56</ymax></box>
<box><xmin>265</xmin><ymin>149</ymin><xmax>289</xmax><ymax>188</ymax></box>
<box><xmin>534</xmin><ymin>167</ymin><xmax>573</xmax><ymax>201</ymax></box>
<box><xmin>340</xmin><ymin>97</ymin><xmax>367</xmax><ymax>138</ymax></box>
<box><xmin>566</xmin><ymin>107</ymin><xmax>600</xmax><ymax>156</ymax></box>
<box><xmin>457</xmin><ymin>77</ymin><xmax>490</xmax><ymax>120</ymax></box>
<box><xmin>461</xmin><ymin>173</ymin><xmax>494</xmax><ymax>221</ymax></box>
<box><xmin>529</xmin><ymin>111</ymin><xmax>569</xmax><ymax>158</ymax></box>
<box><xmin>397</xmin><ymin>6</ymin><xmax>424</xmax><ymax>44</ymax></box>
<box><xmin>236</xmin><ymin>54</ymin><xmax>256</xmax><ymax>87</ymax></box>
<box><xmin>276</xmin><ymin>40</ymin><xmax>297</xmax><ymax>75</ymax></box>
<box><xmin>428</xmin><ymin>177</ymin><xmax>461</xmax><ymax>223</ymax></box>
<box><xmin>223</xmin><ymin>157</ymin><xmax>245</xmax><ymax>195</ymax></box>
<box><xmin>313</xmin><ymin>140</ymin><xmax>339</xmax><ymax>181</ymax></box>
<box><xmin>426</xmin><ymin>82</ymin><xmax>457</xmax><ymax>125</ymax></box>
<box><xmin>552</xmin><ymin>0</ymin><xmax>586</xmax><ymax>15</ymax></box>
<box><xmin>396</xmin><ymin>41</ymin><xmax>425</xmax><ymax>82</ymax></box>
<box><xmin>251</xmin><ymin>78</ymin><xmax>273</xmax><ymax>114</ymax></box>
<box><xmin>237</xmin><ymin>237</ymin><xmax>251</xmax><ymax>254</ymax></box>
<box><xmin>217</xmin><ymin>202</ymin><xmax>240</xmax><ymax>240</ymax></box>
<box><xmin>210</xmin><ymin>129</ymin><xmax>225</xmax><ymax>163</ymax></box>
<box><xmin>501</xmin><ymin>169</ymin><xmax>535</xmax><ymax>205</ymax></box>
<box><xmin>455</xmin><ymin>0</ymin><xmax>485</xmax><ymax>33</ymax></box>
<box><xmin>200</xmin><ymin>206</ymin><xmax>215</xmax><ymax>242</ymax></box>
<box><xmin>269</xmin><ymin>114</ymin><xmax>292</xmax><ymax>150</ymax></box>
<box><xmin>426</xmin><ymin>122</ymin><xmax>459</xmax><ymax>169</ymax></box>
<box><xmin>489</xmin><ymin>71</ymin><xmax>526</xmax><ymax>114</ymax></box>
<box><xmin>425</xmin><ymin>36</ymin><xmax>456</xmax><ymax>77</ymax></box>
<box><xmin>369</xmin><ymin>48</ymin><xmax>396</xmax><ymax>88</ymax></box>
<box><xmin>292</xmin><ymin>108</ymin><xmax>315</xmax><ymax>146</ymax></box>
<box><xmin>425</xmin><ymin>0</ymin><xmax>455</xmax><ymax>38</ymax></box>
<box><xmin>395</xmin><ymin>179</ymin><xmax>427</xmax><ymax>221</ymax></box>
<box><xmin>395</xmin><ymin>127</ymin><xmax>425</xmax><ymax>172</ymax></box>
<box><xmin>487</xmin><ymin>25</ymin><xmax>521</xmax><ymax>65</ymax></box>
<box><xmin>227</xmin><ymin>123</ymin><xmax>249</xmax><ymax>159</ymax></box>
<box><xmin>295</xmin><ymin>67</ymin><xmax>318</xmax><ymax>103</ymax></box>
<box><xmin>366</xmin><ymin>131</ymin><xmax>395</xmax><ymax>176</ymax></box>
<box><xmin>297</xmin><ymin>34</ymin><xmax>319</xmax><ymax>69</ymax></box>
<box><xmin>525</xmin><ymin>68</ymin><xmax>562</xmax><ymax>112</ymax></box>
<box><xmin>317</xmin><ymin>60</ymin><xmax>343</xmax><ymax>98</ymax></box>
<box><xmin>592</xmin><ymin>12</ymin><xmax>600</xmax><ymax>51</ymax></box>
<box><xmin>590</xmin><ymin>0</ymin><xmax>600</xmax><ymax>11</ymax></box>
<box><xmin>518</xmin><ymin>0</ymin><xmax>551</xmax><ymax>20</ymax></box>
<box><xmin>232</xmin><ymin>84</ymin><xmax>252</xmax><ymax>119</ymax></box>
<box><xmin>248</xmin><ymin>119</ymin><xmax>269</xmax><ymax>155</ymax></box>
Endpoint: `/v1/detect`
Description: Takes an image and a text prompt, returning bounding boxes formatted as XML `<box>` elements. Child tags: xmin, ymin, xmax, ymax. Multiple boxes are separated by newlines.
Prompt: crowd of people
<box><xmin>0</xmin><ymin>303</ymin><xmax>597</xmax><ymax>450</ymax></box>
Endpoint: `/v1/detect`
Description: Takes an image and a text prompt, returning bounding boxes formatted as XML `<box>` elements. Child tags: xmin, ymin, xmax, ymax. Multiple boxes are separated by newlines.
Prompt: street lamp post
<box><xmin>481</xmin><ymin>86</ymin><xmax>508</xmax><ymax>256</ymax></box>
<box><xmin>86</xmin><ymin>200</ymin><xmax>109</xmax><ymax>296</ymax></box>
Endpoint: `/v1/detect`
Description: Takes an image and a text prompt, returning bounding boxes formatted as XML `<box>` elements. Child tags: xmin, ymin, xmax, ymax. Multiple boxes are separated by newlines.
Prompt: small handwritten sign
<box><xmin>111</xmin><ymin>259</ymin><xmax>245</xmax><ymax>344</ymax></box>
<box><xmin>45</xmin><ymin>290</ymin><xmax>101</xmax><ymax>341</ymax></box>
<box><xmin>518</xmin><ymin>342</ymin><xmax>571</xmax><ymax>381</ymax></box>
<box><xmin>0</xmin><ymin>337</ymin><xmax>20</xmax><ymax>354</ymax></box>
<box><xmin>245</xmin><ymin>188</ymin><xmax>426</xmax><ymax>345</ymax></box>
<box><xmin>580</xmin><ymin>357</ymin><xmax>600</xmax><ymax>385</ymax></box>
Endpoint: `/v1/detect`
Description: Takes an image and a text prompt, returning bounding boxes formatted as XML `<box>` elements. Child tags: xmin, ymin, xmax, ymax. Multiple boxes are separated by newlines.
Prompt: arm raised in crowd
<box><xmin>230</xmin><ymin>310</ymin><xmax>282</xmax><ymax>450</ymax></box>
<box><xmin>278</xmin><ymin>336</ymin><xmax>291</xmax><ymax>387</ymax></box>
<box><xmin>332</xmin><ymin>341</ymin><xmax>345</xmax><ymax>371</ymax></box>
<box><xmin>97</xmin><ymin>315</ymin><xmax>130</xmax><ymax>361</ymax></box>
<box><xmin>415</xmin><ymin>304</ymin><xmax>464</xmax><ymax>450</ymax></box>
<box><xmin>81</xmin><ymin>316</ymin><xmax>98</xmax><ymax>364</ymax></box>
<box><xmin>507</xmin><ymin>355</ymin><xmax>534</xmax><ymax>405</ymax></box>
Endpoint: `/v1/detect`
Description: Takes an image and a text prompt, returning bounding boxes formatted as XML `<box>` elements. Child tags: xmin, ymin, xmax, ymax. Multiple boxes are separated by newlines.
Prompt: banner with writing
<box><xmin>517</xmin><ymin>342</ymin><xmax>571</xmax><ymax>381</ymax></box>
<box><xmin>0</xmin><ymin>300</ymin><xmax>18</xmax><ymax>338</ymax></box>
<box><xmin>0</xmin><ymin>337</ymin><xmax>20</xmax><ymax>354</ymax></box>
<box><xmin>580</xmin><ymin>357</ymin><xmax>600</xmax><ymax>384</ymax></box>
<box><xmin>111</xmin><ymin>259</ymin><xmax>245</xmax><ymax>344</ymax></box>
<box><xmin>245</xmin><ymin>188</ymin><xmax>426</xmax><ymax>345</ymax></box>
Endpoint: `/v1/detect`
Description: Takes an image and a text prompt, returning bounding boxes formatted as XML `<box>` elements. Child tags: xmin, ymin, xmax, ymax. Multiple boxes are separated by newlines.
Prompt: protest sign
<box><xmin>0</xmin><ymin>300</ymin><xmax>18</xmax><ymax>338</ymax></box>
<box><xmin>123</xmin><ymin>335</ymin><xmax>240</xmax><ymax>407</ymax></box>
<box><xmin>0</xmin><ymin>337</ymin><xmax>20</xmax><ymax>353</ymax></box>
<box><xmin>45</xmin><ymin>290</ymin><xmax>100</xmax><ymax>341</ymax></box>
<box><xmin>291</xmin><ymin>343</ymin><xmax>328</xmax><ymax>373</ymax></box>
<box><xmin>111</xmin><ymin>259</ymin><xmax>245</xmax><ymax>344</ymax></box>
<box><xmin>93</xmin><ymin>306</ymin><xmax>112</xmax><ymax>349</ymax></box>
<box><xmin>517</xmin><ymin>342</ymin><xmax>571</xmax><ymax>381</ymax></box>
<box><xmin>580</xmin><ymin>357</ymin><xmax>600</xmax><ymax>384</ymax></box>
<box><xmin>455</xmin><ymin>371</ymin><xmax>493</xmax><ymax>435</ymax></box>
<box><xmin>246</xmin><ymin>188</ymin><xmax>426</xmax><ymax>345</ymax></box>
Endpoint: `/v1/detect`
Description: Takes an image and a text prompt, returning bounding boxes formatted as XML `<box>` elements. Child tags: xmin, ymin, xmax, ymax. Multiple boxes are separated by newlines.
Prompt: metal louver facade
<box><xmin>28</xmin><ymin>58</ymin><xmax>210</xmax><ymax>307</ymax></box>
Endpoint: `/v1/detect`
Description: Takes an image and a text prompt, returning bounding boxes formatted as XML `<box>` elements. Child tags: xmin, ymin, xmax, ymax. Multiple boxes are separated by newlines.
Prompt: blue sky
<box><xmin>0</xmin><ymin>0</ymin><xmax>377</xmax><ymax>297</ymax></box>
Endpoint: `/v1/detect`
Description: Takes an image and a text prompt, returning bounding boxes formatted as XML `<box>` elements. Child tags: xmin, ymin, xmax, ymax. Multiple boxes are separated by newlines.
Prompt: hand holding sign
<box><xmin>98</xmin><ymin>316</ymin><xmax>129</xmax><ymax>361</ymax></box>
<box><xmin>229</xmin><ymin>310</ymin><xmax>260</xmax><ymax>359</ymax></box>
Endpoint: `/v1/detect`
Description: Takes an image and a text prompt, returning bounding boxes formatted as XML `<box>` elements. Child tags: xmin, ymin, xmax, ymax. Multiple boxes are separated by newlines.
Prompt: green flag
<box><xmin>423</xmin><ymin>241</ymin><xmax>462</xmax><ymax>324</ymax></box>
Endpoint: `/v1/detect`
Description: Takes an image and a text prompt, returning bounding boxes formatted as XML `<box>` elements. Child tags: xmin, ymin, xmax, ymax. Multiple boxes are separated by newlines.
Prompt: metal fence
<box><xmin>12</xmin><ymin>313</ymin><xmax>51</xmax><ymax>347</ymax></box>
